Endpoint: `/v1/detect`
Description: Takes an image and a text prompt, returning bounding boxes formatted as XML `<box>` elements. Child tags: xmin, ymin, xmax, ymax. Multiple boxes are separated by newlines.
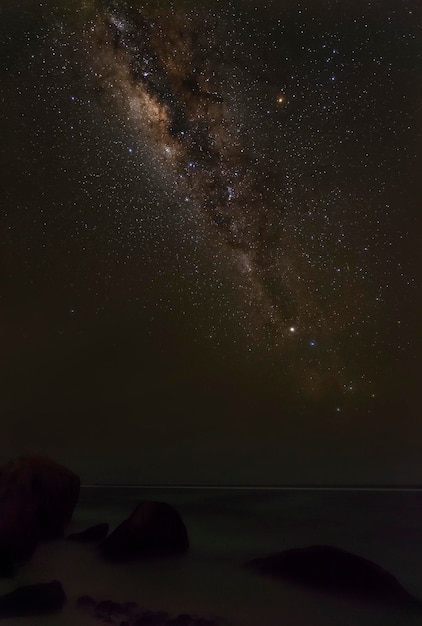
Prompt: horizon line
<box><xmin>80</xmin><ymin>484</ymin><xmax>422</xmax><ymax>492</ymax></box>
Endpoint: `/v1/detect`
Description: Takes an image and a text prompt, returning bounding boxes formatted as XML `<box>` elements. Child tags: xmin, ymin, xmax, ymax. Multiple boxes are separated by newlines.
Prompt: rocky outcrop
<box><xmin>76</xmin><ymin>595</ymin><xmax>215</xmax><ymax>625</ymax></box>
<box><xmin>67</xmin><ymin>523</ymin><xmax>109</xmax><ymax>543</ymax></box>
<box><xmin>0</xmin><ymin>580</ymin><xmax>66</xmax><ymax>617</ymax></box>
<box><xmin>100</xmin><ymin>501</ymin><xmax>189</xmax><ymax>561</ymax></box>
<box><xmin>0</xmin><ymin>456</ymin><xmax>80</xmax><ymax>560</ymax></box>
<box><xmin>247</xmin><ymin>545</ymin><xmax>420</xmax><ymax>605</ymax></box>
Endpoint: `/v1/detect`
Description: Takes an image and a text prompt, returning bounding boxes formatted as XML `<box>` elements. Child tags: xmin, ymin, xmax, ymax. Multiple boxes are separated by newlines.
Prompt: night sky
<box><xmin>1</xmin><ymin>0</ymin><xmax>421</xmax><ymax>484</ymax></box>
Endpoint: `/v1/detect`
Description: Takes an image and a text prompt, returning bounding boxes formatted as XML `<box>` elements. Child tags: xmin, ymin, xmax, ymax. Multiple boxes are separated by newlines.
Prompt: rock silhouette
<box><xmin>0</xmin><ymin>450</ymin><xmax>80</xmax><ymax>560</ymax></box>
<box><xmin>76</xmin><ymin>595</ymin><xmax>215</xmax><ymax>625</ymax></box>
<box><xmin>0</xmin><ymin>580</ymin><xmax>66</xmax><ymax>617</ymax></box>
<box><xmin>100</xmin><ymin>501</ymin><xmax>189</xmax><ymax>561</ymax></box>
<box><xmin>0</xmin><ymin>456</ymin><xmax>80</xmax><ymax>560</ymax></box>
<box><xmin>247</xmin><ymin>545</ymin><xmax>420</xmax><ymax>605</ymax></box>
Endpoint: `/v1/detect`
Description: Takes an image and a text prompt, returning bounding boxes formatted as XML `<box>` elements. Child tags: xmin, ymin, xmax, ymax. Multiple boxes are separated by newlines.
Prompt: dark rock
<box><xmin>247</xmin><ymin>545</ymin><xmax>420</xmax><ymax>605</ymax></box>
<box><xmin>134</xmin><ymin>609</ymin><xmax>168</xmax><ymax>625</ymax></box>
<box><xmin>0</xmin><ymin>456</ymin><xmax>80</xmax><ymax>560</ymax></box>
<box><xmin>75</xmin><ymin>596</ymin><xmax>215</xmax><ymax>626</ymax></box>
<box><xmin>67</xmin><ymin>522</ymin><xmax>109</xmax><ymax>542</ymax></box>
<box><xmin>168</xmin><ymin>614</ymin><xmax>195</xmax><ymax>626</ymax></box>
<box><xmin>76</xmin><ymin>595</ymin><xmax>96</xmax><ymax>610</ymax></box>
<box><xmin>0</xmin><ymin>550</ymin><xmax>14</xmax><ymax>577</ymax></box>
<box><xmin>0</xmin><ymin>580</ymin><xmax>66</xmax><ymax>617</ymax></box>
<box><xmin>168</xmin><ymin>616</ymin><xmax>214</xmax><ymax>626</ymax></box>
<box><xmin>95</xmin><ymin>599</ymin><xmax>125</xmax><ymax>618</ymax></box>
<box><xmin>100</xmin><ymin>501</ymin><xmax>189</xmax><ymax>561</ymax></box>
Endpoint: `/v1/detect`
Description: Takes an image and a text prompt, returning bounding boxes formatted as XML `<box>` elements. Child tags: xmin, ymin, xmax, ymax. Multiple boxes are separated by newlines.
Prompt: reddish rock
<box><xmin>0</xmin><ymin>456</ymin><xmax>80</xmax><ymax>560</ymax></box>
<box><xmin>0</xmin><ymin>580</ymin><xmax>66</xmax><ymax>617</ymax></box>
<box><xmin>247</xmin><ymin>545</ymin><xmax>420</xmax><ymax>605</ymax></box>
<box><xmin>100</xmin><ymin>501</ymin><xmax>189</xmax><ymax>561</ymax></box>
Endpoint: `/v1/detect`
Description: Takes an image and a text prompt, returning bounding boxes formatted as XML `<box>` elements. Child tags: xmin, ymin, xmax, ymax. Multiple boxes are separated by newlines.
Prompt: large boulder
<box><xmin>0</xmin><ymin>580</ymin><xmax>66</xmax><ymax>617</ymax></box>
<box><xmin>247</xmin><ymin>545</ymin><xmax>419</xmax><ymax>605</ymax></box>
<box><xmin>100</xmin><ymin>501</ymin><xmax>189</xmax><ymax>561</ymax></box>
<box><xmin>0</xmin><ymin>456</ymin><xmax>80</xmax><ymax>560</ymax></box>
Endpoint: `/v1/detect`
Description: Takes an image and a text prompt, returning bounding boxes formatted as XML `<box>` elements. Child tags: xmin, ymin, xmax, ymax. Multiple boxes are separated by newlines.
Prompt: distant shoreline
<box><xmin>80</xmin><ymin>485</ymin><xmax>422</xmax><ymax>492</ymax></box>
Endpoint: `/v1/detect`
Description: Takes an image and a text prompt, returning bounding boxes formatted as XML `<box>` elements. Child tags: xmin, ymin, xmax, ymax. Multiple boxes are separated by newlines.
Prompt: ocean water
<box><xmin>1</xmin><ymin>488</ymin><xmax>422</xmax><ymax>626</ymax></box>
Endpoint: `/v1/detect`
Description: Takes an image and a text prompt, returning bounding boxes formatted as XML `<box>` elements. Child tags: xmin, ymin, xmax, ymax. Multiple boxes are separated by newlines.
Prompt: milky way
<box><xmin>94</xmin><ymin>3</ymin><xmax>294</xmax><ymax>326</ymax></box>
<box><xmin>89</xmin><ymin>0</ymin><xmax>406</xmax><ymax>407</ymax></box>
